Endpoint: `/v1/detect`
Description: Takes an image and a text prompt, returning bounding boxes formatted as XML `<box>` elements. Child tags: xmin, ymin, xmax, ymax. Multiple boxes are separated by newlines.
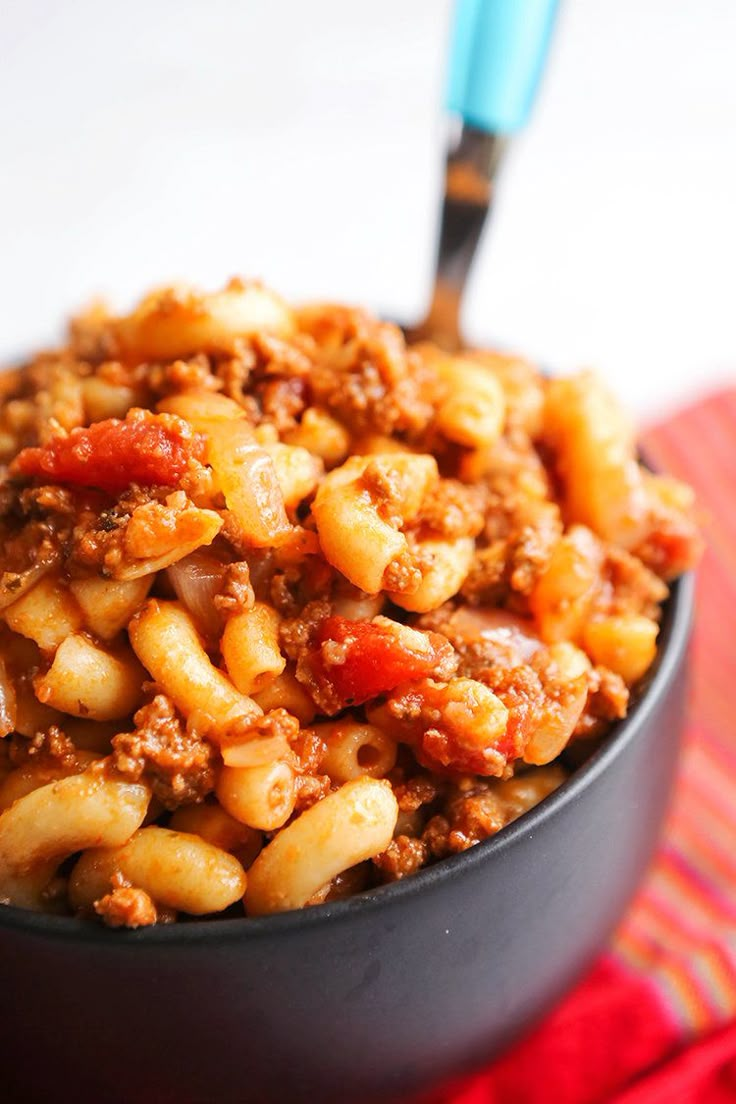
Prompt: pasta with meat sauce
<box><xmin>0</xmin><ymin>279</ymin><xmax>701</xmax><ymax>925</ymax></box>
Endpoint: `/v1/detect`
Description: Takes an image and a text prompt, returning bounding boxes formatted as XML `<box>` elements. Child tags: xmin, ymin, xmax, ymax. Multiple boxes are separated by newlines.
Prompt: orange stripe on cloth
<box><xmin>655</xmin><ymin>848</ymin><xmax>736</xmax><ymax>932</ymax></box>
<box><xmin>675</xmin><ymin>744</ymin><xmax>736</xmax><ymax>848</ymax></box>
<box><xmin>611</xmin><ymin>388</ymin><xmax>736</xmax><ymax>1036</ymax></box>
<box><xmin>614</xmin><ymin>921</ymin><xmax>718</xmax><ymax>1033</ymax></box>
<box><xmin>617</xmin><ymin>861</ymin><xmax>736</xmax><ymax>1021</ymax></box>
<box><xmin>670</xmin><ymin>787</ymin><xmax>736</xmax><ymax>893</ymax></box>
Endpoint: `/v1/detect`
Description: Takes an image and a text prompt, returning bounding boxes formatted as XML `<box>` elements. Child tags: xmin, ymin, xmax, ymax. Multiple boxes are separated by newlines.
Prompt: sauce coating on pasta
<box><xmin>0</xmin><ymin>279</ymin><xmax>701</xmax><ymax>925</ymax></box>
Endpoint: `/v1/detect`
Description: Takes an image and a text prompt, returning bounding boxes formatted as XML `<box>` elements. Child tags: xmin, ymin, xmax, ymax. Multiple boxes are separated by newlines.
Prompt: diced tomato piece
<box><xmin>305</xmin><ymin>615</ymin><xmax>457</xmax><ymax>713</ymax></box>
<box><xmin>11</xmin><ymin>413</ymin><xmax>205</xmax><ymax>494</ymax></box>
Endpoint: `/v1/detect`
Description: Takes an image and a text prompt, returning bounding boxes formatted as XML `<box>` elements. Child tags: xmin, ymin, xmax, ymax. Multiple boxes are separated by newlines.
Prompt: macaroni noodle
<box><xmin>245</xmin><ymin>778</ymin><xmax>398</xmax><ymax>916</ymax></box>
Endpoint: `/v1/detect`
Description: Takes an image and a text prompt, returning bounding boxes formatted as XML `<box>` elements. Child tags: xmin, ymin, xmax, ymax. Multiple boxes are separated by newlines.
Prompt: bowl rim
<box><xmin>0</xmin><ymin>572</ymin><xmax>695</xmax><ymax>945</ymax></box>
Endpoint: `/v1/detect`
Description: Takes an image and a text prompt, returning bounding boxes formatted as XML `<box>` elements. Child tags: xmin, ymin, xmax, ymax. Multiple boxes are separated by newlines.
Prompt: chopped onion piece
<box><xmin>0</xmin><ymin>657</ymin><xmax>16</xmax><ymax>738</ymax></box>
<box><xmin>447</xmin><ymin>607</ymin><xmax>543</xmax><ymax>663</ymax></box>
<box><xmin>167</xmin><ymin>552</ymin><xmax>226</xmax><ymax>640</ymax></box>
<box><xmin>220</xmin><ymin>734</ymin><xmax>291</xmax><ymax>769</ymax></box>
<box><xmin>202</xmin><ymin>420</ymin><xmax>292</xmax><ymax>548</ymax></box>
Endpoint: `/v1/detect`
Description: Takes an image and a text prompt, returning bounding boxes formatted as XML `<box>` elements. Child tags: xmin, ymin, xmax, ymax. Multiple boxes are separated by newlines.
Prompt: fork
<box><xmin>405</xmin><ymin>0</ymin><xmax>560</xmax><ymax>349</ymax></box>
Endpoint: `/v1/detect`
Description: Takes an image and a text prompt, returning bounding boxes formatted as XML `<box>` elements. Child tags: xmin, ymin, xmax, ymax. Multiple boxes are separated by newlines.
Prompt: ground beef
<box><xmin>461</xmin><ymin>500</ymin><xmax>560</xmax><ymax>605</ymax></box>
<box><xmin>8</xmin><ymin>725</ymin><xmax>78</xmax><ymax>769</ymax></box>
<box><xmin>419</xmin><ymin>767</ymin><xmax>566</xmax><ymax>859</ymax></box>
<box><xmin>5</xmin><ymin>359</ymin><xmax>88</xmax><ymax>447</ymax></box>
<box><xmin>374</xmin><ymin>835</ymin><xmax>429</xmax><ymax>881</ymax></box>
<box><xmin>144</xmin><ymin>354</ymin><xmax>221</xmax><ymax>398</ymax></box>
<box><xmin>415</xmin><ymin>479</ymin><xmax>487</xmax><ymax>540</ymax></box>
<box><xmin>381</xmin><ymin>551</ymin><xmax>422</xmax><ymax>594</ymax></box>
<box><xmin>306</xmin><ymin>316</ymin><xmax>437</xmax><ymax>440</ymax></box>
<box><xmin>215</xmin><ymin>349</ymin><xmax>258</xmax><ymax>405</ymax></box>
<box><xmin>456</xmin><ymin>429</ymin><xmax>563</xmax><ymax>604</ymax></box>
<box><xmin>214</xmin><ymin>561</ymin><xmax>255</xmax><ymax>615</ymax></box>
<box><xmin>216</xmin><ymin>333</ymin><xmax>311</xmax><ymax>430</ymax></box>
<box><xmin>574</xmin><ymin>665</ymin><xmax>629</xmax><ymax>739</ymax></box>
<box><xmin>221</xmin><ymin>710</ymin><xmax>331</xmax><ymax>812</ymax></box>
<box><xmin>601</xmin><ymin>545</ymin><xmax>670</xmax><ymax>620</ymax></box>
<box><xmin>111</xmin><ymin>695</ymin><xmax>216</xmax><ymax>809</ymax></box>
<box><xmin>459</xmin><ymin>543</ymin><xmax>508</xmax><ymax>606</ymax></box>
<box><xmin>279</xmin><ymin>600</ymin><xmax>333</xmax><ymax>662</ymax></box>
<box><xmin>392</xmin><ymin>771</ymin><xmax>446</xmax><ymax>813</ymax></box>
<box><xmin>360</xmin><ymin>458</ymin><xmax>413</xmax><ymax>527</ymax></box>
<box><xmin>94</xmin><ymin>874</ymin><xmax>158</xmax><ymax>929</ymax></box>
<box><xmin>294</xmin><ymin>772</ymin><xmax>332</xmax><ymax>812</ymax></box>
<box><xmin>253</xmin><ymin>331</ymin><xmax>314</xmax><ymax>380</ymax></box>
<box><xmin>269</xmin><ymin>568</ymin><xmax>304</xmax><ymax>618</ymax></box>
<box><xmin>506</xmin><ymin>505</ymin><xmax>562</xmax><ymax>595</ymax></box>
<box><xmin>257</xmin><ymin>376</ymin><xmax>308</xmax><ymax>434</ymax></box>
<box><xmin>267</xmin><ymin>554</ymin><xmax>335</xmax><ymax>618</ymax></box>
<box><xmin>289</xmin><ymin>723</ymin><xmax>327</xmax><ymax>773</ymax></box>
<box><xmin>424</xmin><ymin>789</ymin><xmax>506</xmax><ymax>856</ymax></box>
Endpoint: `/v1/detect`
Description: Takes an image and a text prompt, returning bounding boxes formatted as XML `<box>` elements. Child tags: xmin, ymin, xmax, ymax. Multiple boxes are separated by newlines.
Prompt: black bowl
<box><xmin>0</xmin><ymin>573</ymin><xmax>694</xmax><ymax>1104</ymax></box>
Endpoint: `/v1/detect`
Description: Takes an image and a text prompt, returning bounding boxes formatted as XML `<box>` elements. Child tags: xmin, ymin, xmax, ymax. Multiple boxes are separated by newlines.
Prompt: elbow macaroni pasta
<box><xmin>316</xmin><ymin>722</ymin><xmax>398</xmax><ymax>784</ymax></box>
<box><xmin>69</xmin><ymin>827</ymin><xmax>247</xmax><ymax>916</ymax></box>
<box><xmin>0</xmin><ymin>279</ymin><xmax>700</xmax><ymax>926</ymax></box>
<box><xmin>4</xmin><ymin>573</ymin><xmax>83</xmax><ymax>651</ymax></box>
<box><xmin>245</xmin><ymin>778</ymin><xmax>398</xmax><ymax>916</ymax></box>
<box><xmin>34</xmin><ymin>635</ymin><xmax>145</xmax><ymax>721</ymax></box>
<box><xmin>221</xmin><ymin>603</ymin><xmax>286</xmax><ymax>696</ymax></box>
<box><xmin>128</xmin><ymin>600</ymin><xmax>262</xmax><ymax>733</ymax></box>
<box><xmin>216</xmin><ymin>761</ymin><xmax>297</xmax><ymax>832</ymax></box>
<box><xmin>0</xmin><ymin>771</ymin><xmax>150</xmax><ymax>905</ymax></box>
<box><xmin>312</xmin><ymin>453</ymin><xmax>438</xmax><ymax>594</ymax></box>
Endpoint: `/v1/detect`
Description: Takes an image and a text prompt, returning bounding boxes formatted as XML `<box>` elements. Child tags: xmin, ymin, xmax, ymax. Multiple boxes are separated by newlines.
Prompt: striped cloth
<box><xmin>437</xmin><ymin>388</ymin><xmax>736</xmax><ymax>1104</ymax></box>
<box><xmin>614</xmin><ymin>389</ymin><xmax>736</xmax><ymax>1035</ymax></box>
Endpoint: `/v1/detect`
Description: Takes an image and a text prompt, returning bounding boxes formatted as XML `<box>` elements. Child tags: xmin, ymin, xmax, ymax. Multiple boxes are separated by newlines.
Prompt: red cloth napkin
<box><xmin>433</xmin><ymin>388</ymin><xmax>736</xmax><ymax>1104</ymax></box>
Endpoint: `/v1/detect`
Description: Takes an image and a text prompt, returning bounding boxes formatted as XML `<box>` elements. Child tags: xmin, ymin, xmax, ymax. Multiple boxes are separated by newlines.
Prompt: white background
<box><xmin>2</xmin><ymin>0</ymin><xmax>734</xmax><ymax>420</ymax></box>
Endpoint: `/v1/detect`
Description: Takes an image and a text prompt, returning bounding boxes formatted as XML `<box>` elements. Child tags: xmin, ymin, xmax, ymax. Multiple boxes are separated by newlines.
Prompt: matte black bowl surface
<box><xmin>0</xmin><ymin>574</ymin><xmax>694</xmax><ymax>1104</ymax></box>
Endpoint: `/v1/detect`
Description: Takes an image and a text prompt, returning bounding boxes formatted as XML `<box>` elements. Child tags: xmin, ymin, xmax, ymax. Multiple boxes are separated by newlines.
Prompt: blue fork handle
<box><xmin>446</xmin><ymin>0</ymin><xmax>560</xmax><ymax>134</ymax></box>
